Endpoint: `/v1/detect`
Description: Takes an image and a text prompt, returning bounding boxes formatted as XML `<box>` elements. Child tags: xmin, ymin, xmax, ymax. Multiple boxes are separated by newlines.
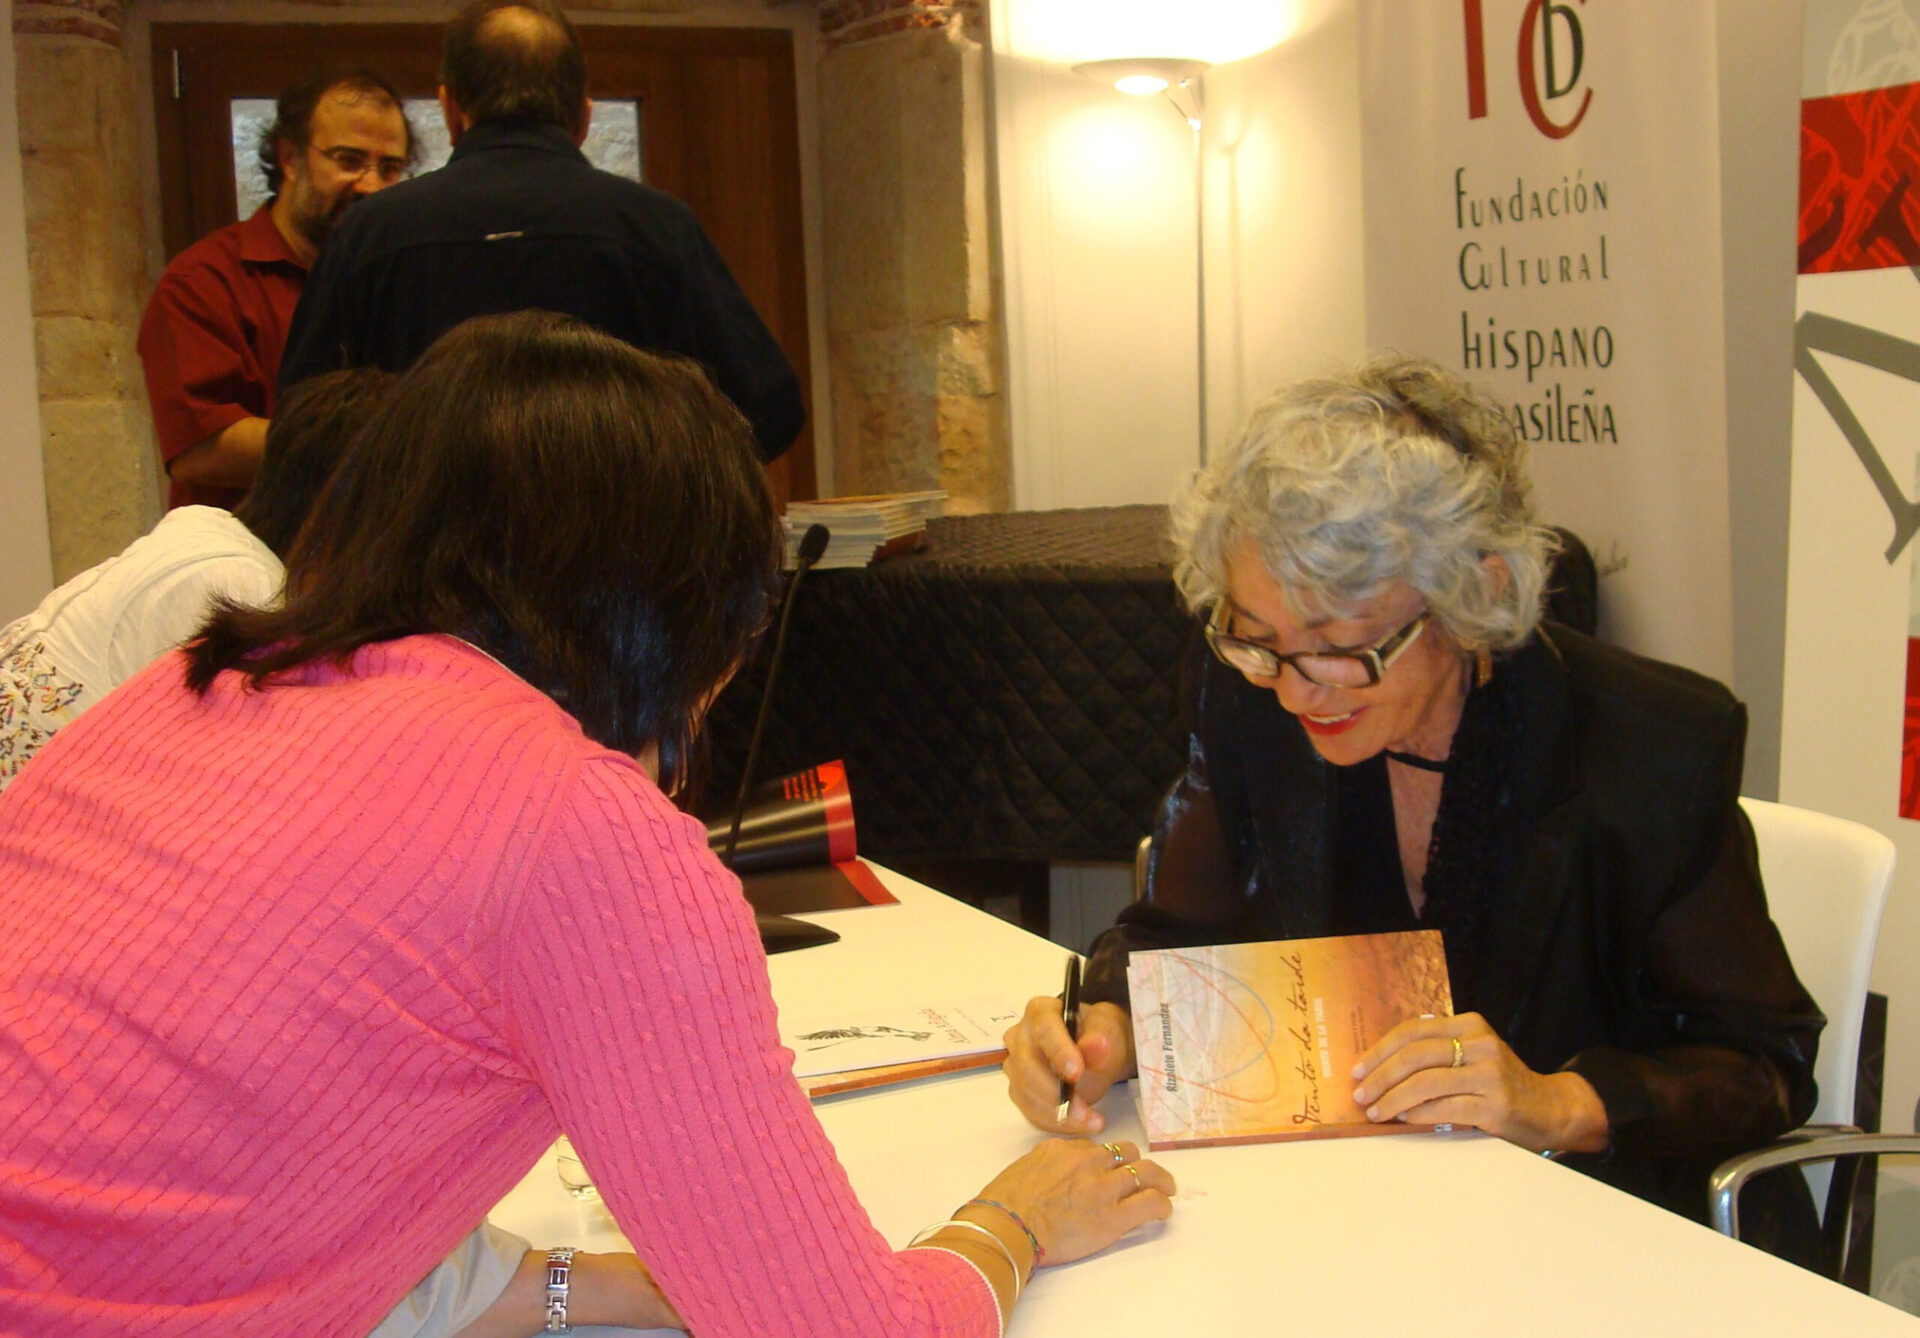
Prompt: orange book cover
<box><xmin>1126</xmin><ymin>931</ymin><xmax>1452</xmax><ymax>1150</ymax></box>
<box><xmin>796</xmin><ymin>1049</ymin><xmax>1006</xmax><ymax>1099</ymax></box>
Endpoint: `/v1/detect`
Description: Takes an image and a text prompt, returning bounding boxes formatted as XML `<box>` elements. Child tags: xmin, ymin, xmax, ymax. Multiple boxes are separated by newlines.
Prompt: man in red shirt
<box><xmin>137</xmin><ymin>66</ymin><xmax>412</xmax><ymax>510</ymax></box>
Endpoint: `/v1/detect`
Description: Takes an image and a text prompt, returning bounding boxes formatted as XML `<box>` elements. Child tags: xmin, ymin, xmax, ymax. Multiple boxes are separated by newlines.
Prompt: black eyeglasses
<box><xmin>1204</xmin><ymin>602</ymin><xmax>1430</xmax><ymax>688</ymax></box>
<box><xmin>312</xmin><ymin>145</ymin><xmax>409</xmax><ymax>185</ymax></box>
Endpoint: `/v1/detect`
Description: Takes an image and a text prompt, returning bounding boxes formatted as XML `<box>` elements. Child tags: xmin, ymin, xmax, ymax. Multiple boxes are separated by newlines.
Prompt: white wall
<box><xmin>990</xmin><ymin>29</ymin><xmax>1209</xmax><ymax>509</ymax></box>
<box><xmin>0</xmin><ymin>3</ymin><xmax>54</xmax><ymax>623</ymax></box>
<box><xmin>989</xmin><ymin>1</ymin><xmax>1366</xmax><ymax>510</ymax></box>
<box><xmin>1718</xmin><ymin>0</ymin><xmax>1803</xmax><ymax>802</ymax></box>
<box><xmin>1200</xmin><ymin>7</ymin><xmax>1369</xmax><ymax>435</ymax></box>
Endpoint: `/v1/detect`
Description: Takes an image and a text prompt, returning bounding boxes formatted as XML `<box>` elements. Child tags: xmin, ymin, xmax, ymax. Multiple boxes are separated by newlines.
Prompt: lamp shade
<box><xmin>1072</xmin><ymin>58</ymin><xmax>1210</xmax><ymax>95</ymax></box>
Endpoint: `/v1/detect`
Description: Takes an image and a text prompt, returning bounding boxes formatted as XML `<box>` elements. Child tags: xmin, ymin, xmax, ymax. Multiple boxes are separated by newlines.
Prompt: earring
<box><xmin>1473</xmin><ymin>647</ymin><xmax>1493</xmax><ymax>688</ymax></box>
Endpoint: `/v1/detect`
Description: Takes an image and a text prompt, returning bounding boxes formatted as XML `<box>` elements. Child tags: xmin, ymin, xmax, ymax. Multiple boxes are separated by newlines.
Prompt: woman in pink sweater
<box><xmin>0</xmin><ymin>312</ymin><xmax>1173</xmax><ymax>1338</ymax></box>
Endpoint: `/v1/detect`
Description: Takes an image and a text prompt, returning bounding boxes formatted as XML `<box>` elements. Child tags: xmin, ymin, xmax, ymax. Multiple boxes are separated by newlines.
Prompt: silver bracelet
<box><xmin>908</xmin><ymin>1218</ymin><xmax>1023</xmax><ymax>1302</ymax></box>
<box><xmin>544</xmin><ymin>1247</ymin><xmax>577</xmax><ymax>1333</ymax></box>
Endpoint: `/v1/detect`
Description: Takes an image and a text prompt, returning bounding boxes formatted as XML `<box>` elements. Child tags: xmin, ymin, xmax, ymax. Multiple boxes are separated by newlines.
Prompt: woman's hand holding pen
<box><xmin>1003</xmin><ymin>996</ymin><xmax>1136</xmax><ymax>1134</ymax></box>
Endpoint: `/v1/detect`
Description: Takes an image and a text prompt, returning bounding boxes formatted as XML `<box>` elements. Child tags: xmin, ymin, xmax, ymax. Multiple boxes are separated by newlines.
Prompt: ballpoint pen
<box><xmin>1057</xmin><ymin>953</ymin><xmax>1081</xmax><ymax>1123</ymax></box>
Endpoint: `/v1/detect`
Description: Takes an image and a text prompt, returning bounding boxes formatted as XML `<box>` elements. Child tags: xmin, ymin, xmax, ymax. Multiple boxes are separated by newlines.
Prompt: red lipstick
<box><xmin>1297</xmin><ymin>711</ymin><xmax>1363</xmax><ymax>737</ymax></box>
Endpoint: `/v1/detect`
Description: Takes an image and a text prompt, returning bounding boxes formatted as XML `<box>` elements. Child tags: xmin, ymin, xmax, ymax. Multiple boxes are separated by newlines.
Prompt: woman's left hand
<box><xmin>1349</xmin><ymin>1012</ymin><xmax>1610</xmax><ymax>1155</ymax></box>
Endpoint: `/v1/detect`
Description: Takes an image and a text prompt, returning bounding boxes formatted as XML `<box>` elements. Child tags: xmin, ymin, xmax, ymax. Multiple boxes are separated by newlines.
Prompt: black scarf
<box><xmin>1417</xmin><ymin>661</ymin><xmax>1520</xmax><ymax>1009</ymax></box>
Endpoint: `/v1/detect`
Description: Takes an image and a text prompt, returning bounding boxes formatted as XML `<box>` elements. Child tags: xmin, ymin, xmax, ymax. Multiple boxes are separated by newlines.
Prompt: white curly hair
<box><xmin>1171</xmin><ymin>353</ymin><xmax>1557</xmax><ymax>653</ymax></box>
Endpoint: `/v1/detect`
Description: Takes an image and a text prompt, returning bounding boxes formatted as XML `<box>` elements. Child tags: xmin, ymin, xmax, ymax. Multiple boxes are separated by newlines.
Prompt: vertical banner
<box><xmin>1360</xmin><ymin>0</ymin><xmax>1732</xmax><ymax>678</ymax></box>
<box><xmin>1791</xmin><ymin>24</ymin><xmax>1920</xmax><ymax>819</ymax></box>
<box><xmin>1781</xmin><ymin>3</ymin><xmax>1920</xmax><ymax>1259</ymax></box>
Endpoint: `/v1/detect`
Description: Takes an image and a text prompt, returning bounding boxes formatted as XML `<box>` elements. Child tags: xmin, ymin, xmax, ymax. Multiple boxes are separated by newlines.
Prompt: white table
<box><xmin>492</xmin><ymin>868</ymin><xmax>1920</xmax><ymax>1336</ymax></box>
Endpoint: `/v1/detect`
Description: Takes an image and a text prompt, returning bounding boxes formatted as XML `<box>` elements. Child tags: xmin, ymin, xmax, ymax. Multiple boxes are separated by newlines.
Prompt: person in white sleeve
<box><xmin>0</xmin><ymin>366</ymin><xmax>392</xmax><ymax>791</ymax></box>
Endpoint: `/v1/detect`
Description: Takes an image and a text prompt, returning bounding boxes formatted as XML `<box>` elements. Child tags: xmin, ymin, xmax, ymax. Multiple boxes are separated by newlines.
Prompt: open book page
<box><xmin>781</xmin><ymin>1001</ymin><xmax>1020</xmax><ymax>1096</ymax></box>
<box><xmin>1126</xmin><ymin>931</ymin><xmax>1452</xmax><ymax>1149</ymax></box>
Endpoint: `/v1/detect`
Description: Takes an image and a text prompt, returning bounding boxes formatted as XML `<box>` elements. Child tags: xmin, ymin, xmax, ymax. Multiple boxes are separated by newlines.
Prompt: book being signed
<box><xmin>1125</xmin><ymin>931</ymin><xmax>1452</xmax><ymax>1149</ymax></box>
<box><xmin>780</xmin><ymin>1000</ymin><xmax>1021</xmax><ymax>1098</ymax></box>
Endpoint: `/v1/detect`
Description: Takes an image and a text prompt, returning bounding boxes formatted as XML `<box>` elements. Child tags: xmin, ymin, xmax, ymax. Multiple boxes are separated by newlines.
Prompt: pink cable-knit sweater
<box><xmin>0</xmin><ymin>635</ymin><xmax>992</xmax><ymax>1337</ymax></box>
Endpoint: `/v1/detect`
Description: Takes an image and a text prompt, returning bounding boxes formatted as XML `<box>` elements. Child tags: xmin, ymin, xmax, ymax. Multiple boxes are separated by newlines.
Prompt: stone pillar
<box><xmin>818</xmin><ymin>2</ymin><xmax>1007</xmax><ymax>511</ymax></box>
<box><xmin>14</xmin><ymin>0</ymin><xmax>159</xmax><ymax>580</ymax></box>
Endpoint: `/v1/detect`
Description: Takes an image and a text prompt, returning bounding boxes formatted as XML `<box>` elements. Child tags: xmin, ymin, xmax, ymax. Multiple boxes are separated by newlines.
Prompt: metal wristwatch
<box><xmin>544</xmin><ymin>1246</ymin><xmax>577</xmax><ymax>1333</ymax></box>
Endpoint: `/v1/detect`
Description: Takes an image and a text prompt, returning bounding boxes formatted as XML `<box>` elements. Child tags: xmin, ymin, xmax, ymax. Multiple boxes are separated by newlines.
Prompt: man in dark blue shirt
<box><xmin>278</xmin><ymin>0</ymin><xmax>804</xmax><ymax>463</ymax></box>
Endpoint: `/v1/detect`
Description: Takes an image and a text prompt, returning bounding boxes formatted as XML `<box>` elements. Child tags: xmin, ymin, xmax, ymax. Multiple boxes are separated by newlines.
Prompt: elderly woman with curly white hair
<box><xmin>1002</xmin><ymin>354</ymin><xmax>1824</xmax><ymax>1230</ymax></box>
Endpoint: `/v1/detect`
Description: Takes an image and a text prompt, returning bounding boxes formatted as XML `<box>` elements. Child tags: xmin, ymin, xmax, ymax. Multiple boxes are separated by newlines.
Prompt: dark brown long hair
<box><xmin>187</xmin><ymin>311</ymin><xmax>781</xmax><ymax>788</ymax></box>
<box><xmin>233</xmin><ymin>367</ymin><xmax>395</xmax><ymax>559</ymax></box>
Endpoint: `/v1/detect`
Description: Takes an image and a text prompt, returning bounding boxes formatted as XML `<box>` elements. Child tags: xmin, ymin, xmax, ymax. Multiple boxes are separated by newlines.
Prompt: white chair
<box><xmin>1709</xmin><ymin>797</ymin><xmax>1917</xmax><ymax>1285</ymax></box>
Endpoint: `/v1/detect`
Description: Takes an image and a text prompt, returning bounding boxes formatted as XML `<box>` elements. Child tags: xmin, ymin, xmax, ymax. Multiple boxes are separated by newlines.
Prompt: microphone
<box><xmin>725</xmin><ymin>522</ymin><xmax>830</xmax><ymax>866</ymax></box>
<box><xmin>796</xmin><ymin>520</ymin><xmax>833</xmax><ymax>567</ymax></box>
<box><xmin>724</xmin><ymin>523</ymin><xmax>837</xmax><ymax>955</ymax></box>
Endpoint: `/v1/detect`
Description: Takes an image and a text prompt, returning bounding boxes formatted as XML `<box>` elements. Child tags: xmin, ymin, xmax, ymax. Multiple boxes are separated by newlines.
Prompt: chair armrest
<box><xmin>1710</xmin><ymin>1131</ymin><xmax>1920</xmax><ymax>1236</ymax></box>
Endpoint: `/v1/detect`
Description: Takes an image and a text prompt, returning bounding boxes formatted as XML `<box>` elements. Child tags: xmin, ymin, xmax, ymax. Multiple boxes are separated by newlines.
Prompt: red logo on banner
<box><xmin>1903</xmin><ymin>639</ymin><xmax>1920</xmax><ymax>819</ymax></box>
<box><xmin>1799</xmin><ymin>82</ymin><xmax>1920</xmax><ymax>274</ymax></box>
<box><xmin>1463</xmin><ymin>0</ymin><xmax>1592</xmax><ymax>139</ymax></box>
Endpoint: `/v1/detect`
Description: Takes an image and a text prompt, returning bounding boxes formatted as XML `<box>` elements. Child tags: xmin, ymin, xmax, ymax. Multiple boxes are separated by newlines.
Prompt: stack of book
<box><xmin>783</xmin><ymin>491</ymin><xmax>947</xmax><ymax>570</ymax></box>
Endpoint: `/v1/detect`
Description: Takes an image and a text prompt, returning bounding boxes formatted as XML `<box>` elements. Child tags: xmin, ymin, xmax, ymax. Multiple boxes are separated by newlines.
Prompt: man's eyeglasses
<box><xmin>1204</xmin><ymin>602</ymin><xmax>1430</xmax><ymax>688</ymax></box>
<box><xmin>312</xmin><ymin>145</ymin><xmax>409</xmax><ymax>185</ymax></box>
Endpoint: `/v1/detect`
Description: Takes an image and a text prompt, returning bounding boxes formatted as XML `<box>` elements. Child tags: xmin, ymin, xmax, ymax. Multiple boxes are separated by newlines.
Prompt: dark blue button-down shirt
<box><xmin>278</xmin><ymin>118</ymin><xmax>803</xmax><ymax>461</ymax></box>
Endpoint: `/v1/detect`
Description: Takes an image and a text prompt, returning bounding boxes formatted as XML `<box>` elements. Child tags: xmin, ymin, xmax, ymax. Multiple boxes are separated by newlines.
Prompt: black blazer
<box><xmin>1086</xmin><ymin>624</ymin><xmax>1823</xmax><ymax>1221</ymax></box>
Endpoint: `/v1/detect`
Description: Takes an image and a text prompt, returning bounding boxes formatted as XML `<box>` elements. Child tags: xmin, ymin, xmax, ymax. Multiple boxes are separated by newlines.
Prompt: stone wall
<box><xmin>15</xmin><ymin>1</ymin><xmax>161</xmax><ymax>580</ymax></box>
<box><xmin>818</xmin><ymin>2</ymin><xmax>1006</xmax><ymax>510</ymax></box>
<box><xmin>11</xmin><ymin>0</ymin><xmax>1009</xmax><ymax>583</ymax></box>
<box><xmin>817</xmin><ymin>0</ymin><xmax>980</xmax><ymax>47</ymax></box>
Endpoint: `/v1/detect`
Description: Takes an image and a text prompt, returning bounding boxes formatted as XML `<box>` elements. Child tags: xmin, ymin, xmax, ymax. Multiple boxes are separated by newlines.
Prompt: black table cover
<box><xmin>700</xmin><ymin>506</ymin><xmax>1194</xmax><ymax>864</ymax></box>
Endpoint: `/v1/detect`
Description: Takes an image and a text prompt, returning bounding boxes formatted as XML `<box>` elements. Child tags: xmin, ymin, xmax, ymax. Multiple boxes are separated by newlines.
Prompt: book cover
<box><xmin>781</xmin><ymin>1000</ymin><xmax>1018</xmax><ymax>1098</ymax></box>
<box><xmin>703</xmin><ymin>761</ymin><xmax>897</xmax><ymax>914</ymax></box>
<box><xmin>1126</xmin><ymin>930</ymin><xmax>1452</xmax><ymax>1149</ymax></box>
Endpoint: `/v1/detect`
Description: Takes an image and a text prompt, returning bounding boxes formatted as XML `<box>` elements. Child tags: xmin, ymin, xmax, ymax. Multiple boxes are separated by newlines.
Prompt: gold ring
<box><xmin>1123</xmin><ymin>1163</ymin><xmax>1142</xmax><ymax>1191</ymax></box>
<box><xmin>1450</xmin><ymin>1037</ymin><xmax>1466</xmax><ymax>1068</ymax></box>
<box><xmin>1103</xmin><ymin>1142</ymin><xmax>1126</xmax><ymax>1164</ymax></box>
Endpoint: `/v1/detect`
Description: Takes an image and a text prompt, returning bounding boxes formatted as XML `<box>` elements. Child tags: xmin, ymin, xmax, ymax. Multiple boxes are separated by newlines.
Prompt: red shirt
<box><xmin>136</xmin><ymin>206</ymin><xmax>306</xmax><ymax>510</ymax></box>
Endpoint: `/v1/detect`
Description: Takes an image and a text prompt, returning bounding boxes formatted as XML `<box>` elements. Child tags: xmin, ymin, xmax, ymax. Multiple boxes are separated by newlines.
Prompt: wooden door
<box><xmin>150</xmin><ymin>22</ymin><xmax>815</xmax><ymax>504</ymax></box>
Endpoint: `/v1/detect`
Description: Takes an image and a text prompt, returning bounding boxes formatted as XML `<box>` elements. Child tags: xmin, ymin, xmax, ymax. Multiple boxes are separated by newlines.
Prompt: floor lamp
<box><xmin>1073</xmin><ymin>57</ymin><xmax>1212</xmax><ymax>465</ymax></box>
